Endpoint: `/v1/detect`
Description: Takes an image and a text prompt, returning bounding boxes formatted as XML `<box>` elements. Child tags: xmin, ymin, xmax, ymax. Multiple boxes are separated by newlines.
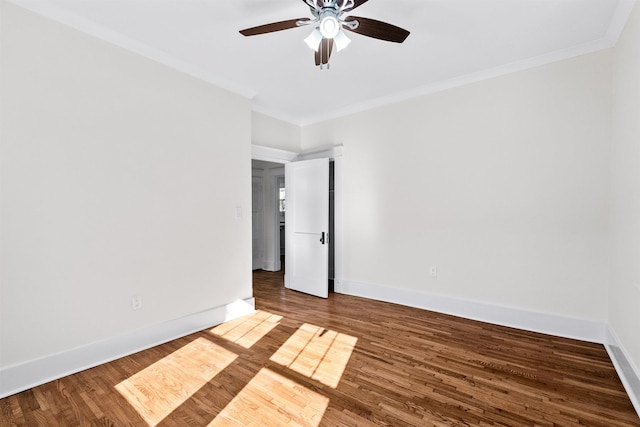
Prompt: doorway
<box><xmin>251</xmin><ymin>159</ymin><xmax>285</xmax><ymax>272</ymax></box>
<box><xmin>251</xmin><ymin>145</ymin><xmax>343</xmax><ymax>297</ymax></box>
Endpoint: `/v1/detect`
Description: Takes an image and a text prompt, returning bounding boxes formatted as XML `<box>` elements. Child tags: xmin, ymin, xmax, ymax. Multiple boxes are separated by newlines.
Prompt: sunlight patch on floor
<box><xmin>210</xmin><ymin>310</ymin><xmax>282</xmax><ymax>349</ymax></box>
<box><xmin>270</xmin><ymin>323</ymin><xmax>357</xmax><ymax>388</ymax></box>
<box><xmin>208</xmin><ymin>367</ymin><xmax>329</xmax><ymax>427</ymax></box>
<box><xmin>115</xmin><ymin>337</ymin><xmax>237</xmax><ymax>426</ymax></box>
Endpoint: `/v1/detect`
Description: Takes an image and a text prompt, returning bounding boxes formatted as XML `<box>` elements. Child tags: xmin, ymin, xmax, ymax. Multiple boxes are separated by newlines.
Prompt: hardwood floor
<box><xmin>1</xmin><ymin>268</ymin><xmax>639</xmax><ymax>426</ymax></box>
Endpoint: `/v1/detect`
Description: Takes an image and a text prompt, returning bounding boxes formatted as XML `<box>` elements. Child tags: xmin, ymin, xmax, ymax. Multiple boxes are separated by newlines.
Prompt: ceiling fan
<box><xmin>239</xmin><ymin>0</ymin><xmax>410</xmax><ymax>67</ymax></box>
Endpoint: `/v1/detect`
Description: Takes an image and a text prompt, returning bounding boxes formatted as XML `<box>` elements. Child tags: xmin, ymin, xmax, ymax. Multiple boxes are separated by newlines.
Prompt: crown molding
<box><xmin>8</xmin><ymin>0</ymin><xmax>635</xmax><ymax>128</ymax></box>
<box><xmin>251</xmin><ymin>103</ymin><xmax>305</xmax><ymax>128</ymax></box>
<box><xmin>606</xmin><ymin>0</ymin><xmax>637</xmax><ymax>43</ymax></box>
<box><xmin>6</xmin><ymin>0</ymin><xmax>257</xmax><ymax>100</ymax></box>
<box><xmin>295</xmin><ymin>37</ymin><xmax>616</xmax><ymax>126</ymax></box>
<box><xmin>290</xmin><ymin>0</ymin><xmax>637</xmax><ymax>126</ymax></box>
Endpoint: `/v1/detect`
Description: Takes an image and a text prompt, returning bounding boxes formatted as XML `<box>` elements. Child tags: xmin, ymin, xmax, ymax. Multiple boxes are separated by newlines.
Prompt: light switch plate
<box><xmin>429</xmin><ymin>266</ymin><xmax>437</xmax><ymax>278</ymax></box>
<box><xmin>131</xmin><ymin>295</ymin><xmax>143</xmax><ymax>310</ymax></box>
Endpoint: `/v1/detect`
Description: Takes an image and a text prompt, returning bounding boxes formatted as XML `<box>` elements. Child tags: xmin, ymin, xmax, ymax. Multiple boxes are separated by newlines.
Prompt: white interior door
<box><xmin>285</xmin><ymin>158</ymin><xmax>329</xmax><ymax>298</ymax></box>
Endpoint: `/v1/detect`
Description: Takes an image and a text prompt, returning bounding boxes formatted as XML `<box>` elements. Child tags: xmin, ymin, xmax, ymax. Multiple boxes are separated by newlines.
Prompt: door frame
<box><xmin>269</xmin><ymin>168</ymin><xmax>285</xmax><ymax>271</ymax></box>
<box><xmin>251</xmin><ymin>144</ymin><xmax>343</xmax><ymax>289</ymax></box>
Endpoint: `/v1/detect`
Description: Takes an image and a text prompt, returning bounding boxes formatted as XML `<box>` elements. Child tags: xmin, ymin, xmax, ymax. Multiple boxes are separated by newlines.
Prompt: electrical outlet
<box><xmin>429</xmin><ymin>266</ymin><xmax>437</xmax><ymax>278</ymax></box>
<box><xmin>131</xmin><ymin>295</ymin><xmax>143</xmax><ymax>310</ymax></box>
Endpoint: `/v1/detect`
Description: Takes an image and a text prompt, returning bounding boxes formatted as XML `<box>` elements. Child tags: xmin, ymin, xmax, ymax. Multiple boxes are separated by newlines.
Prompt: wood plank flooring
<box><xmin>1</xmin><ymin>268</ymin><xmax>639</xmax><ymax>426</ymax></box>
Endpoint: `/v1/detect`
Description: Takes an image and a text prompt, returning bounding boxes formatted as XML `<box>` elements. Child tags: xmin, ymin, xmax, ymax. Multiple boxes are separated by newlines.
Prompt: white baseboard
<box><xmin>336</xmin><ymin>280</ymin><xmax>640</xmax><ymax>414</ymax></box>
<box><xmin>335</xmin><ymin>280</ymin><xmax>606</xmax><ymax>343</ymax></box>
<box><xmin>605</xmin><ymin>328</ymin><xmax>640</xmax><ymax>417</ymax></box>
<box><xmin>0</xmin><ymin>298</ymin><xmax>255</xmax><ymax>399</ymax></box>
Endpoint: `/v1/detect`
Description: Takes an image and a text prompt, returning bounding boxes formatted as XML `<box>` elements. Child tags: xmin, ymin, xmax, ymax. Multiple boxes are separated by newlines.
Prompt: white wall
<box><xmin>3</xmin><ymin>0</ymin><xmax>637</xmax><ymax>403</ymax></box>
<box><xmin>250</xmin><ymin>113</ymin><xmax>299</xmax><ymax>272</ymax></box>
<box><xmin>0</xmin><ymin>2</ymin><xmax>252</xmax><ymax>369</ymax></box>
<box><xmin>610</xmin><ymin>1</ymin><xmax>640</xmax><ymax>381</ymax></box>
<box><xmin>301</xmin><ymin>50</ymin><xmax>613</xmax><ymax>323</ymax></box>
<box><xmin>251</xmin><ymin>112</ymin><xmax>302</xmax><ymax>152</ymax></box>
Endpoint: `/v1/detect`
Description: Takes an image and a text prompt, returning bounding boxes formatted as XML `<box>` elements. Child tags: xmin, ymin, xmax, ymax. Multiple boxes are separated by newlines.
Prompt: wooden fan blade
<box><xmin>343</xmin><ymin>16</ymin><xmax>410</xmax><ymax>43</ymax></box>
<box><xmin>342</xmin><ymin>0</ymin><xmax>370</xmax><ymax>12</ymax></box>
<box><xmin>314</xmin><ymin>38</ymin><xmax>334</xmax><ymax>66</ymax></box>
<box><xmin>240</xmin><ymin>18</ymin><xmax>309</xmax><ymax>36</ymax></box>
<box><xmin>301</xmin><ymin>0</ymin><xmax>322</xmax><ymax>8</ymax></box>
<box><xmin>326</xmin><ymin>38</ymin><xmax>334</xmax><ymax>64</ymax></box>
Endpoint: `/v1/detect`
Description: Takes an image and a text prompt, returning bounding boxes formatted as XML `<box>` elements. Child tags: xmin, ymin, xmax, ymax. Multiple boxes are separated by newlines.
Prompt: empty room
<box><xmin>1</xmin><ymin>0</ymin><xmax>640</xmax><ymax>425</ymax></box>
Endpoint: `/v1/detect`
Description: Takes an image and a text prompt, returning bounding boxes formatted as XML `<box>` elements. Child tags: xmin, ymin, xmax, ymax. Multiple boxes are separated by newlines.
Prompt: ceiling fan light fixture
<box><xmin>239</xmin><ymin>0</ymin><xmax>411</xmax><ymax>67</ymax></box>
<box><xmin>334</xmin><ymin>29</ymin><xmax>351</xmax><ymax>51</ymax></box>
<box><xmin>319</xmin><ymin>15</ymin><xmax>340</xmax><ymax>39</ymax></box>
<box><xmin>304</xmin><ymin>28</ymin><xmax>323</xmax><ymax>51</ymax></box>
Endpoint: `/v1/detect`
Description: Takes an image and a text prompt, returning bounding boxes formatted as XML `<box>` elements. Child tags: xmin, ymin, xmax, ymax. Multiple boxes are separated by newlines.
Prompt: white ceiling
<box><xmin>9</xmin><ymin>0</ymin><xmax>635</xmax><ymax>125</ymax></box>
